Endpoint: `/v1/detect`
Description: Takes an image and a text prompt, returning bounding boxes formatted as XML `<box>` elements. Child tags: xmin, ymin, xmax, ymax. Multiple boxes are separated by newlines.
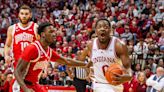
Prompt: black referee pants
<box><xmin>73</xmin><ymin>77</ymin><xmax>88</xmax><ymax>92</ymax></box>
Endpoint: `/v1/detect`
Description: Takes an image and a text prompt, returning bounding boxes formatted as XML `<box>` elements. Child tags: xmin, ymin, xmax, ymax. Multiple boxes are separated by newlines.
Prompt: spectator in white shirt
<box><xmin>146</xmin><ymin>67</ymin><xmax>164</xmax><ymax>92</ymax></box>
<box><xmin>62</xmin><ymin>6</ymin><xmax>69</xmax><ymax>16</ymax></box>
<box><xmin>53</xmin><ymin>8</ymin><xmax>61</xmax><ymax>18</ymax></box>
<box><xmin>134</xmin><ymin>39</ymin><xmax>149</xmax><ymax>70</ymax></box>
<box><xmin>134</xmin><ymin>39</ymin><xmax>149</xmax><ymax>59</ymax></box>
<box><xmin>153</xmin><ymin>6</ymin><xmax>164</xmax><ymax>23</ymax></box>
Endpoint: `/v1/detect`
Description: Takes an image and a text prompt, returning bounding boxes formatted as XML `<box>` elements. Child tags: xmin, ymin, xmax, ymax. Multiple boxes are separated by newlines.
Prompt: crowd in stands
<box><xmin>0</xmin><ymin>0</ymin><xmax>164</xmax><ymax>92</ymax></box>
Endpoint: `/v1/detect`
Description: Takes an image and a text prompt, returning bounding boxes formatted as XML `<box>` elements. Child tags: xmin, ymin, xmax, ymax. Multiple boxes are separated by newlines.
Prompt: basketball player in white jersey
<box><xmin>78</xmin><ymin>19</ymin><xmax>132</xmax><ymax>92</ymax></box>
<box><xmin>4</xmin><ymin>5</ymin><xmax>39</xmax><ymax>92</ymax></box>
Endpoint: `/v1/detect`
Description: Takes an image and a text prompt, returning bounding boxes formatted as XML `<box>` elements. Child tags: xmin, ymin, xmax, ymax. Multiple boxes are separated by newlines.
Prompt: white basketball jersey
<box><xmin>91</xmin><ymin>36</ymin><xmax>122</xmax><ymax>83</ymax></box>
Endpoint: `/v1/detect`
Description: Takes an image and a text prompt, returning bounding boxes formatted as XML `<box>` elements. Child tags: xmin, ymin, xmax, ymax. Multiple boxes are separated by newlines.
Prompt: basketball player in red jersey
<box><xmin>4</xmin><ymin>5</ymin><xmax>39</xmax><ymax>92</ymax></box>
<box><xmin>78</xmin><ymin>19</ymin><xmax>132</xmax><ymax>92</ymax></box>
<box><xmin>4</xmin><ymin>5</ymin><xmax>39</xmax><ymax>68</ymax></box>
<box><xmin>14</xmin><ymin>22</ymin><xmax>87</xmax><ymax>92</ymax></box>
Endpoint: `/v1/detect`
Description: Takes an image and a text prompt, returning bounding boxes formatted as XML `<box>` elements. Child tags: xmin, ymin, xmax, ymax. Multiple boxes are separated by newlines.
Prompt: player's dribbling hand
<box><xmin>112</xmin><ymin>73</ymin><xmax>132</xmax><ymax>85</ymax></box>
<box><xmin>24</xmin><ymin>88</ymin><xmax>35</xmax><ymax>92</ymax></box>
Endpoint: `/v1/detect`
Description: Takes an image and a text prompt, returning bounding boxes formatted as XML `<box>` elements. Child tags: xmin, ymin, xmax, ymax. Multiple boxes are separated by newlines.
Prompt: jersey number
<box><xmin>102</xmin><ymin>65</ymin><xmax>109</xmax><ymax>76</ymax></box>
<box><xmin>21</xmin><ymin>42</ymin><xmax>29</xmax><ymax>51</ymax></box>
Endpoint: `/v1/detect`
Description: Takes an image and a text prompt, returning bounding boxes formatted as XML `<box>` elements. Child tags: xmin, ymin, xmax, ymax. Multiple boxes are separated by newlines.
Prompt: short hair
<box><xmin>95</xmin><ymin>18</ymin><xmax>111</xmax><ymax>27</ymax></box>
<box><xmin>19</xmin><ymin>5</ymin><xmax>32</xmax><ymax>12</ymax></box>
<box><xmin>38</xmin><ymin>22</ymin><xmax>53</xmax><ymax>36</ymax></box>
<box><xmin>156</xmin><ymin>67</ymin><xmax>164</xmax><ymax>72</ymax></box>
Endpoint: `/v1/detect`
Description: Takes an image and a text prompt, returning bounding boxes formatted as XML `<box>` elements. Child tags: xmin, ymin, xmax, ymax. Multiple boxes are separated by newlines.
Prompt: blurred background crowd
<box><xmin>0</xmin><ymin>0</ymin><xmax>164</xmax><ymax>92</ymax></box>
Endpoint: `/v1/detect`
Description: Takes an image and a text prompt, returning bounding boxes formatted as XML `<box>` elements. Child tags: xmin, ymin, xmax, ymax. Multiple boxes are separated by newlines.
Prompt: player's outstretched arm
<box><xmin>4</xmin><ymin>26</ymin><xmax>13</xmax><ymax>64</ymax></box>
<box><xmin>51</xmin><ymin>50</ymin><xmax>87</xmax><ymax>67</ymax></box>
<box><xmin>14</xmin><ymin>58</ymin><xmax>34</xmax><ymax>92</ymax></box>
<box><xmin>55</xmin><ymin>56</ymin><xmax>87</xmax><ymax>67</ymax></box>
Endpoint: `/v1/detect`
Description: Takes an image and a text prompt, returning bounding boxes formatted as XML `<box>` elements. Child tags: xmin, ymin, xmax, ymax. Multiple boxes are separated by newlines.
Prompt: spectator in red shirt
<box><xmin>115</xmin><ymin>21</ymin><xmax>125</xmax><ymax>35</ymax></box>
<box><xmin>75</xmin><ymin>34</ymin><xmax>83</xmax><ymax>47</ymax></box>
<box><xmin>62</xmin><ymin>41</ymin><xmax>69</xmax><ymax>53</ymax></box>
<box><xmin>136</xmin><ymin>72</ymin><xmax>147</xmax><ymax>92</ymax></box>
<box><xmin>0</xmin><ymin>74</ymin><xmax>10</xmax><ymax>92</ymax></box>
<box><xmin>56</xmin><ymin>31</ymin><xmax>63</xmax><ymax>43</ymax></box>
<box><xmin>123</xmin><ymin>76</ymin><xmax>138</xmax><ymax>92</ymax></box>
<box><xmin>114</xmin><ymin>6</ymin><xmax>120</xmax><ymax>17</ymax></box>
<box><xmin>151</xmin><ymin>32</ymin><xmax>159</xmax><ymax>42</ymax></box>
<box><xmin>54</xmin><ymin>41</ymin><xmax>62</xmax><ymax>52</ymax></box>
<box><xmin>85</xmin><ymin>18</ymin><xmax>93</xmax><ymax>29</ymax></box>
<box><xmin>95</xmin><ymin>0</ymin><xmax>104</xmax><ymax>11</ymax></box>
<box><xmin>130</xmin><ymin>20</ymin><xmax>140</xmax><ymax>34</ymax></box>
<box><xmin>144</xmin><ymin>66</ymin><xmax>153</xmax><ymax>78</ymax></box>
<box><xmin>81</xmin><ymin>11</ymin><xmax>89</xmax><ymax>23</ymax></box>
<box><xmin>130</xmin><ymin>20</ymin><xmax>141</xmax><ymax>43</ymax></box>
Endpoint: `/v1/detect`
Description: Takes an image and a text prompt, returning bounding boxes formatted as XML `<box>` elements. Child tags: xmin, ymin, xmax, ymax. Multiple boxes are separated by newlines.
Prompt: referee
<box><xmin>73</xmin><ymin>62</ymin><xmax>89</xmax><ymax>92</ymax></box>
<box><xmin>67</xmin><ymin>51</ymin><xmax>90</xmax><ymax>92</ymax></box>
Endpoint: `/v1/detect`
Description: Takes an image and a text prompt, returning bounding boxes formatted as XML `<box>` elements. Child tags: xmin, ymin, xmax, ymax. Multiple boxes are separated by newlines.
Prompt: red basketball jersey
<box><xmin>22</xmin><ymin>41</ymin><xmax>60</xmax><ymax>83</ymax></box>
<box><xmin>12</xmin><ymin>22</ymin><xmax>37</xmax><ymax>61</ymax></box>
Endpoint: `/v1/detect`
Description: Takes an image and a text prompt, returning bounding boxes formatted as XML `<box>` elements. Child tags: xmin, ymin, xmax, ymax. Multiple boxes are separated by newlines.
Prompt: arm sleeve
<box><xmin>20</xmin><ymin>44</ymin><xmax>38</xmax><ymax>62</ymax></box>
<box><xmin>50</xmin><ymin>50</ymin><xmax>60</xmax><ymax>62</ymax></box>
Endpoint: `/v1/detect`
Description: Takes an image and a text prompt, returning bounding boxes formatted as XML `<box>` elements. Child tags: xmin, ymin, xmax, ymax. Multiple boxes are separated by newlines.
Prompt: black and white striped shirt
<box><xmin>74</xmin><ymin>67</ymin><xmax>88</xmax><ymax>80</ymax></box>
<box><xmin>74</xmin><ymin>60</ymin><xmax>88</xmax><ymax>80</ymax></box>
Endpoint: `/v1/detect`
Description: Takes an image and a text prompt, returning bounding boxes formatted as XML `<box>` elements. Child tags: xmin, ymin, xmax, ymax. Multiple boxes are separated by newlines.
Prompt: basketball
<box><xmin>105</xmin><ymin>63</ymin><xmax>123</xmax><ymax>85</ymax></box>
